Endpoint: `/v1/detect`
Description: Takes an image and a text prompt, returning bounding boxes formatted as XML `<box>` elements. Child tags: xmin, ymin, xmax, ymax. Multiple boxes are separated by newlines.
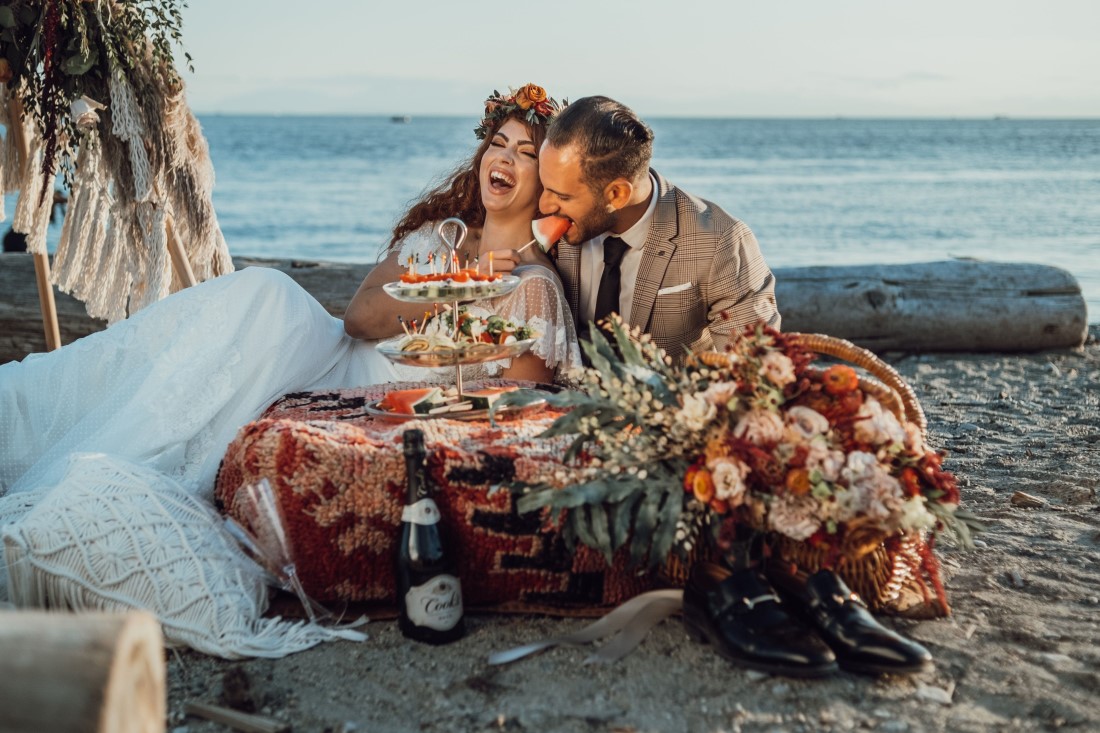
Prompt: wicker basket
<box><xmin>673</xmin><ymin>333</ymin><xmax>946</xmax><ymax>617</ymax></box>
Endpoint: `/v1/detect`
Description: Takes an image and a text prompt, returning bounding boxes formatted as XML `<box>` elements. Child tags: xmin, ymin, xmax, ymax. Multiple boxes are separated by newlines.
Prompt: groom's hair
<box><xmin>546</xmin><ymin>96</ymin><xmax>653</xmax><ymax>192</ymax></box>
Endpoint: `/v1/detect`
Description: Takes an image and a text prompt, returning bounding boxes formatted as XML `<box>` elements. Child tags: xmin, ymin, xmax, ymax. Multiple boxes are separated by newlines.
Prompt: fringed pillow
<box><xmin>2</xmin><ymin>452</ymin><xmax>364</xmax><ymax>659</ymax></box>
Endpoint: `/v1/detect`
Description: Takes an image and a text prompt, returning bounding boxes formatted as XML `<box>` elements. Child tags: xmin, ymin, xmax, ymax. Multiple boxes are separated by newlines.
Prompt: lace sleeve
<box><xmin>481</xmin><ymin>264</ymin><xmax>583</xmax><ymax>377</ymax></box>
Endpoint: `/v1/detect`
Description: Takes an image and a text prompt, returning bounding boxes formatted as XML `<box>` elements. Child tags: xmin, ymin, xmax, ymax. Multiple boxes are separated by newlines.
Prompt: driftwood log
<box><xmin>776</xmin><ymin>260</ymin><xmax>1089</xmax><ymax>352</ymax></box>
<box><xmin>0</xmin><ymin>610</ymin><xmax>165</xmax><ymax>733</ymax></box>
<box><xmin>0</xmin><ymin>254</ymin><xmax>1089</xmax><ymax>364</ymax></box>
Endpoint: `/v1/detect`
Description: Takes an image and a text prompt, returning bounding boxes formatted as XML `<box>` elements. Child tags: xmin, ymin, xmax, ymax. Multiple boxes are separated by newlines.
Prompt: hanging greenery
<box><xmin>2</xmin><ymin>0</ymin><xmax>189</xmax><ymax>195</ymax></box>
<box><xmin>0</xmin><ymin>1</ymin><xmax>232</xmax><ymax>324</ymax></box>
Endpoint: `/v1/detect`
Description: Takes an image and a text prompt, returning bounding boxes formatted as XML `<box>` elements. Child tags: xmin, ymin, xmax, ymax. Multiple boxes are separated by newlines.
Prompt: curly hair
<box><xmin>387</xmin><ymin>112</ymin><xmax>549</xmax><ymax>251</ymax></box>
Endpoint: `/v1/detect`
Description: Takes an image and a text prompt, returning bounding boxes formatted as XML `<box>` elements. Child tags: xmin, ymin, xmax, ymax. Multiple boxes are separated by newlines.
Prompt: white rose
<box><xmin>709</xmin><ymin>456</ymin><xmax>751</xmax><ymax>506</ymax></box>
<box><xmin>759</xmin><ymin>351</ymin><xmax>796</xmax><ymax>387</ymax></box>
<box><xmin>839</xmin><ymin>451</ymin><xmax>904</xmax><ymax>522</ymax></box>
<box><xmin>785</xmin><ymin>405</ymin><xmax>830</xmax><ymax>442</ymax></box>
<box><xmin>767</xmin><ymin>494</ymin><xmax>821</xmax><ymax>541</ymax></box>
<box><xmin>733</xmin><ymin>408</ymin><xmax>785</xmax><ymax>445</ymax></box>
<box><xmin>854</xmin><ymin>397</ymin><xmax>907</xmax><ymax>447</ymax></box>
<box><xmin>702</xmin><ymin>381</ymin><xmax>739</xmax><ymax>408</ymax></box>
<box><xmin>805</xmin><ymin>438</ymin><xmax>845</xmax><ymax>482</ymax></box>
<box><xmin>677</xmin><ymin>393</ymin><xmax>716</xmax><ymax>432</ymax></box>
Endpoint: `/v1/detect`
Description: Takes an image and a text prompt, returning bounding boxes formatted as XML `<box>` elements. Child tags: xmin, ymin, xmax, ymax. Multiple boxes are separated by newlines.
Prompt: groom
<box><xmin>537</xmin><ymin>95</ymin><xmax>779</xmax><ymax>360</ymax></box>
<box><xmin>538</xmin><ymin>96</ymin><xmax>931</xmax><ymax>678</ymax></box>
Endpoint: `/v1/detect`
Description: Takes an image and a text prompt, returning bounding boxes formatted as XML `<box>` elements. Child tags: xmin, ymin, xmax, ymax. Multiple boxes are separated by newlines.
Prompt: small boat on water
<box><xmin>391</xmin><ymin>115</ymin><xmax>411</xmax><ymax>123</ymax></box>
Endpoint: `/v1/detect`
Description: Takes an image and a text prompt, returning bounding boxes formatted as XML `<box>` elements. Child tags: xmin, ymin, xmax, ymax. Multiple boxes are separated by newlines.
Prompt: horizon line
<box><xmin>189</xmin><ymin>112</ymin><xmax>1100</xmax><ymax>121</ymax></box>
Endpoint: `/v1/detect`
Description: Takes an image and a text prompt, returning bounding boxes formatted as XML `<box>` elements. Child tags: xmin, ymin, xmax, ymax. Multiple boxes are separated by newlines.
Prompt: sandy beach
<box><xmin>160</xmin><ymin>325</ymin><xmax>1100</xmax><ymax>733</ymax></box>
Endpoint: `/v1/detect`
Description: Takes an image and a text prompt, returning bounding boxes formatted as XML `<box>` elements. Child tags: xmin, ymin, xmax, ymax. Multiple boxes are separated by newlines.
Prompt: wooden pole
<box><xmin>9</xmin><ymin>95</ymin><xmax>62</xmax><ymax>351</ymax></box>
<box><xmin>165</xmin><ymin>213</ymin><xmax>197</xmax><ymax>288</ymax></box>
<box><xmin>33</xmin><ymin>251</ymin><xmax>63</xmax><ymax>349</ymax></box>
<box><xmin>0</xmin><ymin>610</ymin><xmax>166</xmax><ymax>733</ymax></box>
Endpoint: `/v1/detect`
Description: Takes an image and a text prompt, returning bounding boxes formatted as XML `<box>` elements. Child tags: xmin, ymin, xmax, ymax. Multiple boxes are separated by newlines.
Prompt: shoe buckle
<box><xmin>824</xmin><ymin>591</ymin><xmax>866</xmax><ymax>609</ymax></box>
<box><xmin>740</xmin><ymin>593</ymin><xmax>780</xmax><ymax>610</ymax></box>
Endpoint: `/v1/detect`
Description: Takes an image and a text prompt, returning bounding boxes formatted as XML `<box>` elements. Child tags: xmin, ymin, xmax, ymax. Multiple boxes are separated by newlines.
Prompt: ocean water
<box><xmin>203</xmin><ymin>116</ymin><xmax>1100</xmax><ymax>322</ymax></box>
<box><xmin>10</xmin><ymin>116</ymin><xmax>1100</xmax><ymax>321</ymax></box>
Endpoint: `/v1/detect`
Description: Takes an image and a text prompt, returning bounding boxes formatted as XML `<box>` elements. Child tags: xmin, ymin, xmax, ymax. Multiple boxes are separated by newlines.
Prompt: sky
<box><xmin>179</xmin><ymin>0</ymin><xmax>1100</xmax><ymax>118</ymax></box>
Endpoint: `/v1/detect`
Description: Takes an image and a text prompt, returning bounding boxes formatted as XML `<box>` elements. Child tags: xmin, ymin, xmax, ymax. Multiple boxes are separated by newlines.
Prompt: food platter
<box><xmin>377</xmin><ymin>338</ymin><xmax>537</xmax><ymax>368</ymax></box>
<box><xmin>383</xmin><ymin>274</ymin><xmax>521</xmax><ymax>304</ymax></box>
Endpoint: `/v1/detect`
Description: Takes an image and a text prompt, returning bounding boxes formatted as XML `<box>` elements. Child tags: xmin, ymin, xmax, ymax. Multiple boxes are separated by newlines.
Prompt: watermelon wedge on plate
<box><xmin>377</xmin><ymin>387</ymin><xmax>445</xmax><ymax>415</ymax></box>
<box><xmin>531</xmin><ymin>216</ymin><xmax>570</xmax><ymax>252</ymax></box>
<box><xmin>460</xmin><ymin>386</ymin><xmax>518</xmax><ymax>410</ymax></box>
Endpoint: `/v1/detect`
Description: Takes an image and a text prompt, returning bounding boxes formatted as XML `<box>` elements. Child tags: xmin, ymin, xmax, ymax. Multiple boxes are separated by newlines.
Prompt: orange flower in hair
<box><xmin>516</xmin><ymin>83</ymin><xmax>548</xmax><ymax>108</ymax></box>
<box><xmin>474</xmin><ymin>84</ymin><xmax>566</xmax><ymax>140</ymax></box>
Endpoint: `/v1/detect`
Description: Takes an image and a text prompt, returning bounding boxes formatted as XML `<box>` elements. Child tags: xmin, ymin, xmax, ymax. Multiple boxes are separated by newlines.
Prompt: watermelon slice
<box><xmin>531</xmin><ymin>216</ymin><xmax>570</xmax><ymax>251</ymax></box>
<box><xmin>461</xmin><ymin>386</ymin><xmax>517</xmax><ymax>410</ymax></box>
<box><xmin>378</xmin><ymin>387</ymin><xmax>445</xmax><ymax>415</ymax></box>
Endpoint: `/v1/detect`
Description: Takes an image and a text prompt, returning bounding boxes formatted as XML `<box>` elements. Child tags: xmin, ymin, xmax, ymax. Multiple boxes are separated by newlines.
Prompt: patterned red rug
<box><xmin>215</xmin><ymin>381</ymin><xmax>666</xmax><ymax>616</ymax></box>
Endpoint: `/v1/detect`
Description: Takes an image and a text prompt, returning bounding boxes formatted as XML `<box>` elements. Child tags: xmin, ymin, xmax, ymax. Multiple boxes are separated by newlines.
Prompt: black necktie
<box><xmin>593</xmin><ymin>237</ymin><xmax>628</xmax><ymax>327</ymax></box>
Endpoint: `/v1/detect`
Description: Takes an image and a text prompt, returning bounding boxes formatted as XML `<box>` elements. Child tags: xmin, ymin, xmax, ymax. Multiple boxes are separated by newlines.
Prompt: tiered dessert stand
<box><xmin>374</xmin><ymin>218</ymin><xmax>537</xmax><ymax>418</ymax></box>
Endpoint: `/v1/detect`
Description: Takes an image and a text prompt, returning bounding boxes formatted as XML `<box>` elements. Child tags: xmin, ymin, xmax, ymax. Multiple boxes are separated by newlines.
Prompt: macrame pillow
<box><xmin>2</xmin><ymin>452</ymin><xmax>363</xmax><ymax>659</ymax></box>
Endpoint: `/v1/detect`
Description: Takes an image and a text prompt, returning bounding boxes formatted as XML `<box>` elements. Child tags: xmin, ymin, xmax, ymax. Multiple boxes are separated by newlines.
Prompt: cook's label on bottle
<box><xmin>401</xmin><ymin>498</ymin><xmax>440</xmax><ymax>525</ymax></box>
<box><xmin>405</xmin><ymin>574</ymin><xmax>463</xmax><ymax>630</ymax></box>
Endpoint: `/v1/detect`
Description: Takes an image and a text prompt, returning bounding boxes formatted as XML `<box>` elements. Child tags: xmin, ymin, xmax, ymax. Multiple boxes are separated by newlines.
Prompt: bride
<box><xmin>0</xmin><ymin>84</ymin><xmax>579</xmax><ymax>656</ymax></box>
<box><xmin>0</xmin><ymin>83</ymin><xmax>580</xmax><ymax>501</ymax></box>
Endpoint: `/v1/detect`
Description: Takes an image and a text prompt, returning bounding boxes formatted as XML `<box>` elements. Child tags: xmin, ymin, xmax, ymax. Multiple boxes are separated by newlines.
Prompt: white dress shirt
<box><xmin>579</xmin><ymin>173</ymin><xmax>659</xmax><ymax>325</ymax></box>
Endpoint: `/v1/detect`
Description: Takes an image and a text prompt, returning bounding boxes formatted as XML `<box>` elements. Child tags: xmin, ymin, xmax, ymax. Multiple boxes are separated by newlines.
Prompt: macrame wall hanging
<box><xmin>0</xmin><ymin>0</ymin><xmax>232</xmax><ymax>340</ymax></box>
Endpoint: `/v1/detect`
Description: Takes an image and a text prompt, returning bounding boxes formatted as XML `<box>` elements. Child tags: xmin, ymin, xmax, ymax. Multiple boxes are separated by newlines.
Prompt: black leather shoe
<box><xmin>682</xmin><ymin>562</ymin><xmax>837</xmax><ymax>677</ymax></box>
<box><xmin>771</xmin><ymin>568</ymin><xmax>934</xmax><ymax>676</ymax></box>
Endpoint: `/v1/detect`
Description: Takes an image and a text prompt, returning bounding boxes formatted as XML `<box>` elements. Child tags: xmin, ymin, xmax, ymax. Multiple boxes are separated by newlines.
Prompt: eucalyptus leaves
<box><xmin>492</xmin><ymin>317</ymin><xmax>698</xmax><ymax>567</ymax></box>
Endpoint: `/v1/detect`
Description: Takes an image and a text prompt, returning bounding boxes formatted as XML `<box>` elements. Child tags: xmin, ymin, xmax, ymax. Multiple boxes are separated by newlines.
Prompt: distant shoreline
<box><xmin>190</xmin><ymin>112</ymin><xmax>1100</xmax><ymax>121</ymax></box>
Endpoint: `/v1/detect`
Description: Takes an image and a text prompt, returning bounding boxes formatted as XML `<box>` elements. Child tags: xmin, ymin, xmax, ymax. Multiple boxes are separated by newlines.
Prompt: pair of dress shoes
<box><xmin>681</xmin><ymin>561</ymin><xmax>933</xmax><ymax>677</ymax></box>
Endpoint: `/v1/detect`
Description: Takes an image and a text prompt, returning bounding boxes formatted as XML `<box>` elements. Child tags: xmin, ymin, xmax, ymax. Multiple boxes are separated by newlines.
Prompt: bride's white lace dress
<box><xmin>0</xmin><ymin>226</ymin><xmax>581</xmax><ymax>657</ymax></box>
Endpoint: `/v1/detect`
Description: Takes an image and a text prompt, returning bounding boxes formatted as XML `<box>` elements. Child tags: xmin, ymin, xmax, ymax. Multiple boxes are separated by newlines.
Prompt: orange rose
<box><xmin>0</xmin><ymin>59</ymin><xmax>12</xmax><ymax>85</ymax></box>
<box><xmin>709</xmin><ymin>497</ymin><xmax>729</xmax><ymax>515</ymax></box>
<box><xmin>521</xmin><ymin>83</ymin><xmax>547</xmax><ymax>103</ymax></box>
<box><xmin>514</xmin><ymin>83</ymin><xmax>547</xmax><ymax>110</ymax></box>
<box><xmin>785</xmin><ymin>467</ymin><xmax>811</xmax><ymax>496</ymax></box>
<box><xmin>822</xmin><ymin>364</ymin><xmax>860</xmax><ymax>395</ymax></box>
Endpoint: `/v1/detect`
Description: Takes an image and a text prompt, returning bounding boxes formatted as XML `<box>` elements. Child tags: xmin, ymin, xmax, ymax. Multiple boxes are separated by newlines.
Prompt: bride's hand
<box><xmin>478</xmin><ymin>248</ymin><xmax>521</xmax><ymax>275</ymax></box>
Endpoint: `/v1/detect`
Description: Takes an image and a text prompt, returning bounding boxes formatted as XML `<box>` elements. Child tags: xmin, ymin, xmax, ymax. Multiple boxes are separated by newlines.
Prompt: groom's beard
<box><xmin>566</xmin><ymin>206</ymin><xmax>617</xmax><ymax>246</ymax></box>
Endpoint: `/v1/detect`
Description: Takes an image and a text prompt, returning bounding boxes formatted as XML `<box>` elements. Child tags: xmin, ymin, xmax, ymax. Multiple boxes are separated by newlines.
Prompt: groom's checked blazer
<box><xmin>555</xmin><ymin>170</ymin><xmax>780</xmax><ymax>360</ymax></box>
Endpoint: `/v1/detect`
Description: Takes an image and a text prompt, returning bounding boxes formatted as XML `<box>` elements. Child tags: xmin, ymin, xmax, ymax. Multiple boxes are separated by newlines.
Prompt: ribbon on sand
<box><xmin>488</xmin><ymin>589</ymin><xmax>683</xmax><ymax>666</ymax></box>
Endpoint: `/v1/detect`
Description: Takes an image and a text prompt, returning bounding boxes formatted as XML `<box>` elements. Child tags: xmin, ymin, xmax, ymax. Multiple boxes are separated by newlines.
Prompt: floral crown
<box><xmin>474</xmin><ymin>83</ymin><xmax>566</xmax><ymax>140</ymax></box>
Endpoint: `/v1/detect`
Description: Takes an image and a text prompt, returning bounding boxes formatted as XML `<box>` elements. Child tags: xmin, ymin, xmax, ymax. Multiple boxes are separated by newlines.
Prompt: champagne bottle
<box><xmin>395</xmin><ymin>428</ymin><xmax>466</xmax><ymax>644</ymax></box>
